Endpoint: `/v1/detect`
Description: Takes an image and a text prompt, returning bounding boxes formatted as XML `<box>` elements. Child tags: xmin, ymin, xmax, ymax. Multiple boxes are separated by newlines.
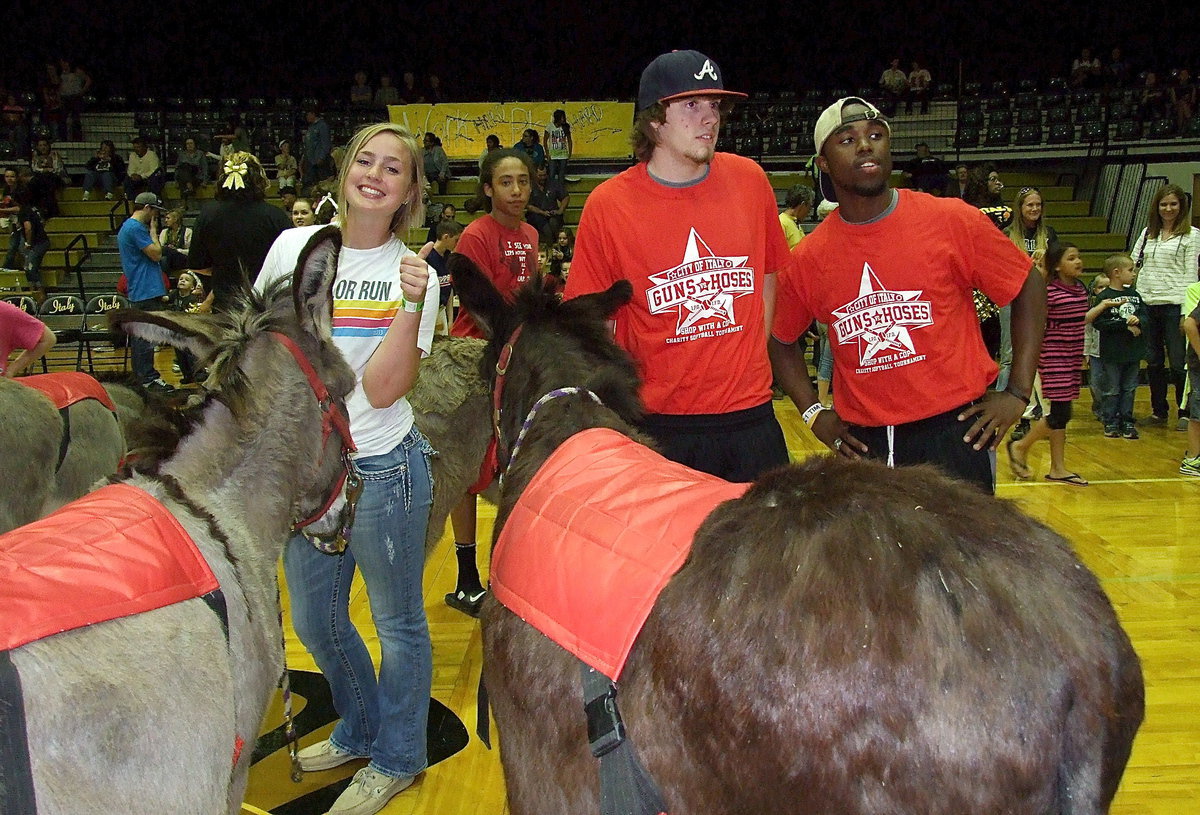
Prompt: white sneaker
<box><xmin>104</xmin><ymin>192</ymin><xmax>114</xmax><ymax>200</ymax></box>
<box><xmin>297</xmin><ymin>739</ymin><xmax>365</xmax><ymax>772</ymax></box>
<box><xmin>81</xmin><ymin>191</ymin><xmax>90</xmax><ymax>200</ymax></box>
<box><xmin>327</xmin><ymin>767</ymin><xmax>416</xmax><ymax>815</ymax></box>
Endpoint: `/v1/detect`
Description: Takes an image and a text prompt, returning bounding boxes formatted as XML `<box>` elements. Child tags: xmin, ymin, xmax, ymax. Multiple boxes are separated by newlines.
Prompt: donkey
<box><xmin>450</xmin><ymin>256</ymin><xmax>1145</xmax><ymax>815</ymax></box>
<box><xmin>0</xmin><ymin>229</ymin><xmax>356</xmax><ymax>815</ymax></box>
<box><xmin>0</xmin><ymin>373</ymin><xmax>124</xmax><ymax>534</ymax></box>
<box><xmin>409</xmin><ymin>334</ymin><xmax>493</xmax><ymax>553</ymax></box>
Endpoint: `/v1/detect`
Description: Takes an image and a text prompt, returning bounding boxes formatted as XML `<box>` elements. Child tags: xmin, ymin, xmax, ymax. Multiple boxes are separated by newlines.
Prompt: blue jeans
<box><xmin>1100</xmin><ymin>357</ymin><xmax>1140</xmax><ymax>426</ymax></box>
<box><xmin>23</xmin><ymin>240</ymin><xmax>49</xmax><ymax>287</ymax></box>
<box><xmin>129</xmin><ymin>297</ymin><xmax>163</xmax><ymax>383</ymax></box>
<box><xmin>284</xmin><ymin>427</ymin><xmax>434</xmax><ymax>778</ymax></box>
<box><xmin>82</xmin><ymin>169</ymin><xmax>115</xmax><ymax>195</ymax></box>
<box><xmin>994</xmin><ymin>304</ymin><xmax>1013</xmax><ymax>392</ymax></box>
<box><xmin>1143</xmin><ymin>303</ymin><xmax>1185</xmax><ymax>417</ymax></box>
<box><xmin>548</xmin><ymin>158</ymin><xmax>568</xmax><ymax>186</ymax></box>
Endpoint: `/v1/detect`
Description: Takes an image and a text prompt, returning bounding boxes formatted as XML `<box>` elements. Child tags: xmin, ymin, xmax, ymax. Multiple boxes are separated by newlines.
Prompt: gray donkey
<box><xmin>1</xmin><ymin>229</ymin><xmax>356</xmax><ymax>814</ymax></box>
<box><xmin>0</xmin><ymin>374</ymin><xmax>124</xmax><ymax>534</ymax></box>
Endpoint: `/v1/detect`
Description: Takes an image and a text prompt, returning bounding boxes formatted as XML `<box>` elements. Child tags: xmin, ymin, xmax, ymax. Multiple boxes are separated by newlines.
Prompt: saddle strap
<box><xmin>581</xmin><ymin>662</ymin><xmax>668</xmax><ymax>815</ymax></box>
<box><xmin>55</xmin><ymin>406</ymin><xmax>70</xmax><ymax>472</ymax></box>
<box><xmin>0</xmin><ymin>650</ymin><xmax>38</xmax><ymax>813</ymax></box>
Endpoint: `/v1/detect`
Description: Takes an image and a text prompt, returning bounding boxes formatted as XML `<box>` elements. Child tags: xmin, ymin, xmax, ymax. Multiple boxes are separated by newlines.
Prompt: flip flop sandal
<box><xmin>1006</xmin><ymin>439</ymin><xmax>1031</xmax><ymax>480</ymax></box>
<box><xmin>1044</xmin><ymin>473</ymin><xmax>1089</xmax><ymax>487</ymax></box>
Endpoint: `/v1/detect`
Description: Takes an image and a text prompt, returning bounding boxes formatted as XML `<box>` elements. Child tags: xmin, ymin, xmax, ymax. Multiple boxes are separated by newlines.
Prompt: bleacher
<box><xmin>4</xmin><ymin>78</ymin><xmax>1194</xmax><ymax>308</ymax></box>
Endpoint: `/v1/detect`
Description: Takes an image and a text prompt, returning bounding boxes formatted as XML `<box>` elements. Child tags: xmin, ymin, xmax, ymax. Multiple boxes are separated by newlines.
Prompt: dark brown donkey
<box><xmin>451</xmin><ymin>255</ymin><xmax>1144</xmax><ymax>815</ymax></box>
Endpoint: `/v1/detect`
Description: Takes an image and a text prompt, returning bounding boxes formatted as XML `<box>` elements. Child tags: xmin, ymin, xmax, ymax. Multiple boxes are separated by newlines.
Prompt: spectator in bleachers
<box><xmin>1138</xmin><ymin>72</ymin><xmax>1170</xmax><ymax>120</ymax></box>
<box><xmin>81</xmin><ymin>140</ymin><xmax>122</xmax><ymax>201</ymax></box>
<box><xmin>0</xmin><ymin>298</ymin><xmax>55</xmax><ymax>377</ymax></box>
<box><xmin>424</xmin><ymin>202</ymin><xmax>456</xmax><ymax>245</ymax></box>
<box><xmin>879</xmin><ymin>57</ymin><xmax>908</xmax><ymax>115</ymax></box>
<box><xmin>548</xmin><ymin>226</ymin><xmax>573</xmax><ymax>279</ymax></box>
<box><xmin>1106</xmin><ymin>47</ymin><xmax>1131</xmax><ymax>89</ymax></box>
<box><xmin>375</xmin><ymin>74</ymin><xmax>399</xmax><ymax>107</ymax></box>
<box><xmin>1169</xmin><ymin>69</ymin><xmax>1195</xmax><ymax>132</ymax></box>
<box><xmin>188</xmin><ymin>151</ymin><xmax>291</xmax><ymax>313</ymax></box>
<box><xmin>907</xmin><ymin>60</ymin><xmax>931</xmax><ymax>114</ymax></box>
<box><xmin>174</xmin><ymin>137</ymin><xmax>208</xmax><ymax>202</ymax></box>
<box><xmin>290</xmin><ymin>197</ymin><xmax>315</xmax><ymax>227</ymax></box>
<box><xmin>478</xmin><ymin>133</ymin><xmax>500</xmax><ymax>169</ymax></box>
<box><xmin>947</xmin><ymin>162</ymin><xmax>970</xmax><ymax>198</ymax></box>
<box><xmin>14</xmin><ymin>184</ymin><xmax>50</xmax><ymax>301</ymax></box>
<box><xmin>350</xmin><ymin>70</ymin><xmax>373</xmax><ymax>108</ymax></box>
<box><xmin>216</xmin><ymin>114</ymin><xmax>250</xmax><ymax>155</ymax></box>
<box><xmin>56</xmin><ymin>58</ymin><xmax>91</xmax><ymax>141</ymax></box>
<box><xmin>525</xmin><ymin>164</ymin><xmax>567</xmax><ymax>244</ymax></box>
<box><xmin>1129</xmin><ymin>183</ymin><xmax>1200</xmax><ymax>428</ymax></box>
<box><xmin>422</xmin><ymin>132</ymin><xmax>450</xmax><ymax>195</ymax></box>
<box><xmin>28</xmin><ymin>137</ymin><xmax>67</xmax><ymax>218</ymax></box>
<box><xmin>544</xmin><ymin>108</ymin><xmax>572</xmax><ymax>186</ymax></box>
<box><xmin>301</xmin><ymin>107</ymin><xmax>332</xmax><ymax>189</ymax></box>
<box><xmin>513</xmin><ymin>128</ymin><xmax>545</xmax><ymax>169</ymax></box>
<box><xmin>124</xmin><ymin>136</ymin><xmax>165</xmax><ymax>200</ymax></box>
<box><xmin>39</xmin><ymin>79</ymin><xmax>64</xmax><ymax>142</ymax></box>
<box><xmin>1070</xmin><ymin>48</ymin><xmax>1101</xmax><ymax>89</ymax></box>
<box><xmin>427</xmin><ymin>218</ymin><xmax>462</xmax><ymax>333</ymax></box>
<box><xmin>965</xmin><ymin>163</ymin><xmax>1012</xmax><ymax>230</ymax></box>
<box><xmin>159</xmin><ymin>205</ymin><xmax>192</xmax><ymax>274</ymax></box>
<box><xmin>426</xmin><ymin>74</ymin><xmax>443</xmax><ymax>104</ymax></box>
<box><xmin>778</xmin><ymin>184</ymin><xmax>814</xmax><ymax>249</ymax></box>
<box><xmin>275</xmin><ymin>138</ymin><xmax>298</xmax><ymax>194</ymax></box>
<box><xmin>2</xmin><ymin>168</ymin><xmax>22</xmax><ymax>269</ymax></box>
<box><xmin>400</xmin><ymin>71</ymin><xmax>424</xmax><ymax>104</ymax></box>
<box><xmin>2</xmin><ymin>96</ymin><xmax>30</xmax><ymax>159</ymax></box>
<box><xmin>902</xmin><ymin>142</ymin><xmax>947</xmax><ymax>195</ymax></box>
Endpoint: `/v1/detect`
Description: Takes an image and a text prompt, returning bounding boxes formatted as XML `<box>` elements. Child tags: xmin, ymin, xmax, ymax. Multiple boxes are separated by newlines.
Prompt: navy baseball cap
<box><xmin>637</xmin><ymin>50</ymin><xmax>747</xmax><ymax>111</ymax></box>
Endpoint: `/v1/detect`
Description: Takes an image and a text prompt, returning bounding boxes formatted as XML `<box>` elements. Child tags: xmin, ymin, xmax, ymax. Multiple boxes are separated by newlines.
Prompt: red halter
<box><xmin>491</xmin><ymin>323</ymin><xmax>524</xmax><ymax>459</ymax></box>
<box><xmin>268</xmin><ymin>331</ymin><xmax>357</xmax><ymax>530</ymax></box>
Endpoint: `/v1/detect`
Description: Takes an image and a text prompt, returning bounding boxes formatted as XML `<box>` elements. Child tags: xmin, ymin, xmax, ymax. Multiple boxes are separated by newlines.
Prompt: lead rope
<box><xmin>500</xmin><ymin>387</ymin><xmax>603</xmax><ymax>488</ymax></box>
<box><xmin>277</xmin><ymin>587</ymin><xmax>303</xmax><ymax>782</ymax></box>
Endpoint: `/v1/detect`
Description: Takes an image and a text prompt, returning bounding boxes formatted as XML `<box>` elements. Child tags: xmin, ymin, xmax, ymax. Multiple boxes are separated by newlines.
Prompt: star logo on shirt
<box><xmin>645</xmin><ymin>229</ymin><xmax>755</xmax><ymax>335</ymax></box>
<box><xmin>831</xmin><ymin>263</ymin><xmax>933</xmax><ymax>368</ymax></box>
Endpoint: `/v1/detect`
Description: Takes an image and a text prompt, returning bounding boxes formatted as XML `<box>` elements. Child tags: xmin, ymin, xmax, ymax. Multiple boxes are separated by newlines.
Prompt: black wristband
<box><xmin>1004</xmin><ymin>384</ymin><xmax>1031</xmax><ymax>404</ymax></box>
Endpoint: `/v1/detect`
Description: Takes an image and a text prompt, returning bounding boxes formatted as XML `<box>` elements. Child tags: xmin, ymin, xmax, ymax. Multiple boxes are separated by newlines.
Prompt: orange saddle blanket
<box><xmin>492</xmin><ymin>428</ymin><xmax>749</xmax><ymax>680</ymax></box>
<box><xmin>0</xmin><ymin>482</ymin><xmax>218</xmax><ymax>652</ymax></box>
<box><xmin>20</xmin><ymin>371</ymin><xmax>116</xmax><ymax>412</ymax></box>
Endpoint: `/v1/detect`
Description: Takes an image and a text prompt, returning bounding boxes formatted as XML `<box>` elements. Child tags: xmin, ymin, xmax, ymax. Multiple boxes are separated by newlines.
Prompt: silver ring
<box><xmin>833</xmin><ymin>438</ymin><xmax>843</xmax><ymax>451</ymax></box>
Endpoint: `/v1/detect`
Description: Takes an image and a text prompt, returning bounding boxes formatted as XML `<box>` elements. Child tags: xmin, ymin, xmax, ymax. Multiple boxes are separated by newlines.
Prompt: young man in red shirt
<box><xmin>564</xmin><ymin>50</ymin><xmax>791</xmax><ymax>482</ymax></box>
<box><xmin>769</xmin><ymin>98</ymin><xmax>1045</xmax><ymax>493</ymax></box>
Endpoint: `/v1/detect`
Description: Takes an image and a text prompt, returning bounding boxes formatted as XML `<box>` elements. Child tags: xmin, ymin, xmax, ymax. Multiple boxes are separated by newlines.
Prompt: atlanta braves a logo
<box><xmin>693</xmin><ymin>60</ymin><xmax>719</xmax><ymax>81</ymax></box>
<box><xmin>831</xmin><ymin>263</ymin><xmax>933</xmax><ymax>372</ymax></box>
<box><xmin>646</xmin><ymin>229</ymin><xmax>754</xmax><ymax>343</ymax></box>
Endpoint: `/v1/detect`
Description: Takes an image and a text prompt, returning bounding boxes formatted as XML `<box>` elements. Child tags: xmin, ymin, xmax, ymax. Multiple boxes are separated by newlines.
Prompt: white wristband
<box><xmin>401</xmin><ymin>296</ymin><xmax>423</xmax><ymax>313</ymax></box>
<box><xmin>802</xmin><ymin>403</ymin><xmax>826</xmax><ymax>428</ymax></box>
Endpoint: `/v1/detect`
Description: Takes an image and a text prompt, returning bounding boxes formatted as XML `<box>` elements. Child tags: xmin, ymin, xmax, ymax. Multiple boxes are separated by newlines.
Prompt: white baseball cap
<box><xmin>813</xmin><ymin>97</ymin><xmax>890</xmax><ymax>202</ymax></box>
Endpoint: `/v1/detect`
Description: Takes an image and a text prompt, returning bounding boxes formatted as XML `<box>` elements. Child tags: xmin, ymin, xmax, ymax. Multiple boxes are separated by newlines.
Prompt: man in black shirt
<box><xmin>903</xmin><ymin>142</ymin><xmax>947</xmax><ymax>196</ymax></box>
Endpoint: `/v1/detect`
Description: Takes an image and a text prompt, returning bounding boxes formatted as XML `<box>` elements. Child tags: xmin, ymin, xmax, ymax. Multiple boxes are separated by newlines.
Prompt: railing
<box><xmin>107</xmin><ymin>198</ymin><xmax>131</xmax><ymax>234</ymax></box>
<box><xmin>62</xmin><ymin>234</ymin><xmax>91</xmax><ymax>300</ymax></box>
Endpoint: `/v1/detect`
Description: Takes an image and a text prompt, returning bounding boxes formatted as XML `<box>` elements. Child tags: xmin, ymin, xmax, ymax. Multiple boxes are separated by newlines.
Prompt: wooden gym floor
<box><xmin>238</xmin><ymin>390</ymin><xmax>1198</xmax><ymax>814</ymax></box>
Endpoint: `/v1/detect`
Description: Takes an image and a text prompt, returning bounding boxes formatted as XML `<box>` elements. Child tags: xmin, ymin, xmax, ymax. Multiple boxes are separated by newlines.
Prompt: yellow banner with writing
<box><xmin>387</xmin><ymin>101</ymin><xmax>634</xmax><ymax>161</ymax></box>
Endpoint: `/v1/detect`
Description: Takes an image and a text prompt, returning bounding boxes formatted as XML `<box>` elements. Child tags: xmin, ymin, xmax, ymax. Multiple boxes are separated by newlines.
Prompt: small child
<box><xmin>1180</xmin><ymin>278</ymin><xmax>1200</xmax><ymax>475</ymax></box>
<box><xmin>171</xmin><ymin>271</ymin><xmax>204</xmax><ymax>383</ymax></box>
<box><xmin>426</xmin><ymin>218</ymin><xmax>463</xmax><ymax>334</ymax></box>
<box><xmin>1089</xmin><ymin>254</ymin><xmax>1148</xmax><ymax>439</ymax></box>
<box><xmin>1084</xmin><ymin>273</ymin><xmax>1110</xmax><ymax>421</ymax></box>
<box><xmin>1009</xmin><ymin>242</ymin><xmax>1090</xmax><ymax>485</ymax></box>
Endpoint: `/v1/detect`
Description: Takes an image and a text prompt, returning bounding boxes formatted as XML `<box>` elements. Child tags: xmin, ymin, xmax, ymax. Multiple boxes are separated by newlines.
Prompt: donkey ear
<box><xmin>292</xmin><ymin>225</ymin><xmax>343</xmax><ymax>339</ymax></box>
<box><xmin>449</xmin><ymin>251</ymin><xmax>509</xmax><ymax>339</ymax></box>
<box><xmin>110</xmin><ymin>309</ymin><xmax>220</xmax><ymax>360</ymax></box>
<box><xmin>563</xmin><ymin>279</ymin><xmax>633</xmax><ymax>323</ymax></box>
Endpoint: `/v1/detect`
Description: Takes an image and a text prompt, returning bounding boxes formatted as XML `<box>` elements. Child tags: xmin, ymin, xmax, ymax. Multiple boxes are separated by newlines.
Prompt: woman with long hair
<box><xmin>1130</xmin><ymin>183</ymin><xmax>1200</xmax><ymax>426</ymax></box>
<box><xmin>256</xmin><ymin>122</ymin><xmax>439</xmax><ymax>815</ymax></box>
<box><xmin>1003</xmin><ymin>187</ymin><xmax>1060</xmax><ymax>425</ymax></box>
<box><xmin>446</xmin><ymin>148</ymin><xmax>538</xmax><ymax>616</ymax></box>
<box><xmin>1008</xmin><ymin>242</ymin><xmax>1090</xmax><ymax>486</ymax></box>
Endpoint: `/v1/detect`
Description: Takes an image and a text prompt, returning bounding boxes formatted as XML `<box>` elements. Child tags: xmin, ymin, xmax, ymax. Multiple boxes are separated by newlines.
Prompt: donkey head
<box><xmin>111</xmin><ymin>227</ymin><xmax>356</xmax><ymax>520</ymax></box>
<box><xmin>449</xmin><ymin>253</ymin><xmax>643</xmax><ymax>449</ymax></box>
